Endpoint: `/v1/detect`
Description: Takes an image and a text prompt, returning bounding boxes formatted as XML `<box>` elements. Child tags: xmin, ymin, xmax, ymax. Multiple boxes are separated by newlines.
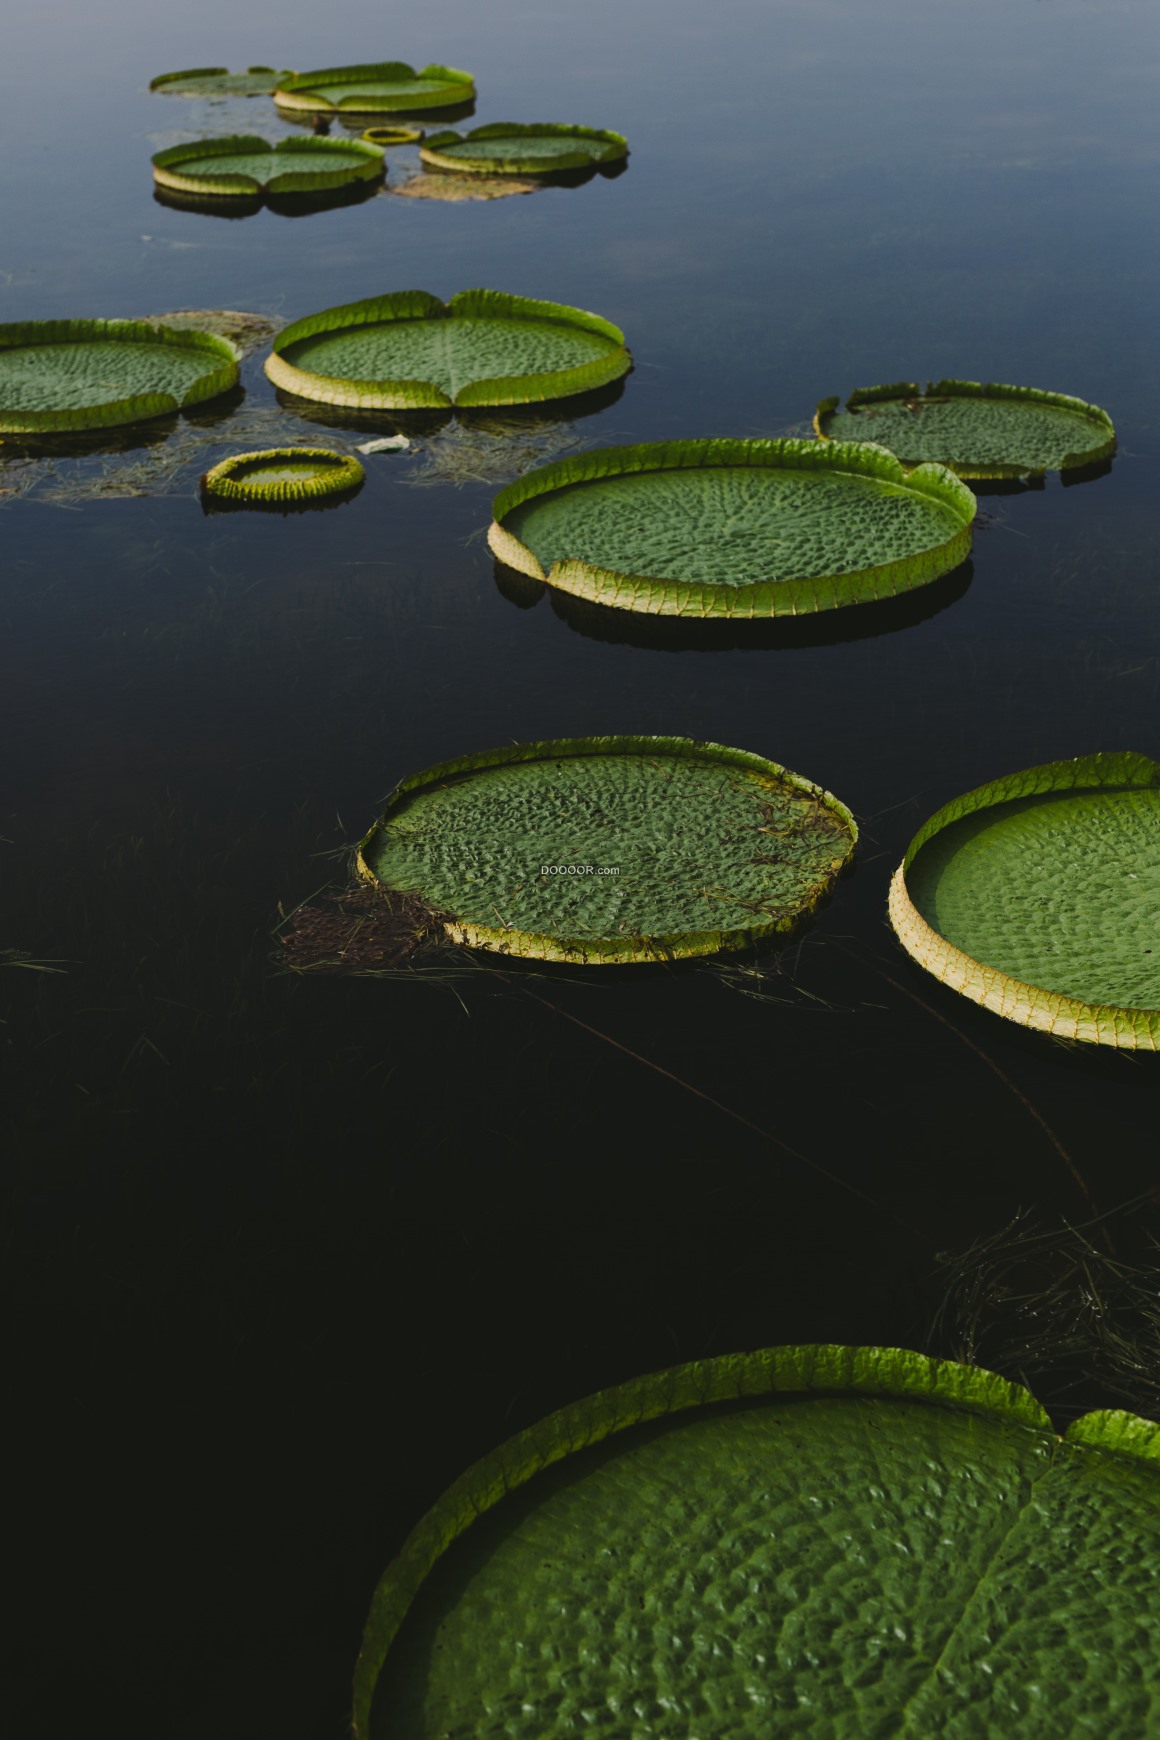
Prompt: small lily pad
<box><xmin>489</xmin><ymin>438</ymin><xmax>975</xmax><ymax>617</ymax></box>
<box><xmin>420</xmin><ymin>122</ymin><xmax>627</xmax><ymax>176</ymax></box>
<box><xmin>265</xmin><ymin>289</ymin><xmax>631</xmax><ymax>410</ymax></box>
<box><xmin>151</xmin><ymin>134</ymin><xmax>384</xmax><ymax>201</ymax></box>
<box><xmin>889</xmin><ymin>751</ymin><xmax>1160</xmax><ymax>1047</ymax></box>
<box><xmin>815</xmin><ymin>380</ymin><xmax>1116</xmax><ymax>478</ymax></box>
<box><xmin>356</xmin><ymin>734</ymin><xmax>856</xmax><ymax>965</ymax></box>
<box><xmin>354</xmin><ymin>1344</ymin><xmax>1160</xmax><ymax>1739</ymax></box>
<box><xmin>274</xmin><ymin>61</ymin><xmax>475</xmax><ymax>116</ymax></box>
<box><xmin>200</xmin><ymin>446</ymin><xmax>364</xmax><ymax>508</ymax></box>
<box><xmin>148</xmin><ymin>66</ymin><xmax>290</xmax><ymax>98</ymax></box>
<box><xmin>0</xmin><ymin>318</ymin><xmax>239</xmax><ymax>434</ymax></box>
<box><xmin>362</xmin><ymin>125</ymin><xmax>425</xmax><ymax>146</ymax></box>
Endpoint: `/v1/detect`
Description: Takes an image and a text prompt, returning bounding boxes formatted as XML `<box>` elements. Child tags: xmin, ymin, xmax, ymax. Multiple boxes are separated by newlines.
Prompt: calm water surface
<box><xmin>4</xmin><ymin>2</ymin><xmax>1159</xmax><ymax>1733</ymax></box>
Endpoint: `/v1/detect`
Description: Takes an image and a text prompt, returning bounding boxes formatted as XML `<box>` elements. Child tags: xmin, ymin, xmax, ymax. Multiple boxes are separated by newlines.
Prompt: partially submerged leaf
<box><xmin>273</xmin><ymin>61</ymin><xmax>475</xmax><ymax>116</ymax></box>
<box><xmin>200</xmin><ymin>446</ymin><xmax>364</xmax><ymax>509</ymax></box>
<box><xmin>420</xmin><ymin>121</ymin><xmax>628</xmax><ymax>177</ymax></box>
<box><xmin>354</xmin><ymin>1344</ymin><xmax>1160</xmax><ymax>1739</ymax></box>
<box><xmin>815</xmin><ymin>379</ymin><xmax>1116</xmax><ymax>478</ymax></box>
<box><xmin>151</xmin><ymin>135</ymin><xmax>384</xmax><ymax>200</ymax></box>
<box><xmin>0</xmin><ymin>318</ymin><xmax>239</xmax><ymax>434</ymax></box>
<box><xmin>265</xmin><ymin>289</ymin><xmax>631</xmax><ymax>410</ymax></box>
<box><xmin>356</xmin><ymin>734</ymin><xmax>856</xmax><ymax>965</ymax></box>
<box><xmin>889</xmin><ymin>751</ymin><xmax>1160</xmax><ymax>1047</ymax></box>
<box><xmin>489</xmin><ymin>438</ymin><xmax>975</xmax><ymax>617</ymax></box>
<box><xmin>148</xmin><ymin>66</ymin><xmax>290</xmax><ymax>98</ymax></box>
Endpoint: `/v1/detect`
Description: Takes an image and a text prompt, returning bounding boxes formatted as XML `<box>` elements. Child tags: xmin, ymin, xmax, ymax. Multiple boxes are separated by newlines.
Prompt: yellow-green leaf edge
<box><xmin>420</xmin><ymin>121</ymin><xmax>628</xmax><ymax>177</ymax></box>
<box><xmin>0</xmin><ymin>318</ymin><xmax>240</xmax><ymax>434</ymax></box>
<box><xmin>151</xmin><ymin>134</ymin><xmax>384</xmax><ymax>199</ymax></box>
<box><xmin>355</xmin><ymin>733</ymin><xmax>857</xmax><ymax>965</ymax></box>
<box><xmin>273</xmin><ymin>61</ymin><xmax>475</xmax><ymax>115</ymax></box>
<box><xmin>265</xmin><ymin>288</ymin><xmax>631</xmax><ymax>410</ymax></box>
<box><xmin>352</xmin><ymin>1342</ymin><xmax>1160</xmax><ymax>1738</ymax></box>
<box><xmin>489</xmin><ymin>438</ymin><xmax>976</xmax><ymax>618</ymax></box>
<box><xmin>148</xmin><ymin>65</ymin><xmax>286</xmax><ymax>94</ymax></box>
<box><xmin>200</xmin><ymin>446</ymin><xmax>365</xmax><ymax>507</ymax></box>
<box><xmin>888</xmin><ymin>750</ymin><xmax>1160</xmax><ymax>1048</ymax></box>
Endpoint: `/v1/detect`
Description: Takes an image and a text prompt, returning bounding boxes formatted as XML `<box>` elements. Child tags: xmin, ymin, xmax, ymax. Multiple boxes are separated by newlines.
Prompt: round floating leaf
<box><xmin>354</xmin><ymin>1344</ymin><xmax>1160</xmax><ymax>1739</ymax></box>
<box><xmin>362</xmin><ymin>124</ymin><xmax>425</xmax><ymax>146</ymax></box>
<box><xmin>489</xmin><ymin>438</ymin><xmax>975</xmax><ymax>618</ymax></box>
<box><xmin>200</xmin><ymin>446</ymin><xmax>364</xmax><ymax>508</ymax></box>
<box><xmin>815</xmin><ymin>379</ymin><xmax>1116</xmax><ymax>479</ymax></box>
<box><xmin>151</xmin><ymin>134</ymin><xmax>384</xmax><ymax>200</ymax></box>
<box><xmin>265</xmin><ymin>289</ymin><xmax>631</xmax><ymax>410</ymax></box>
<box><xmin>148</xmin><ymin>65</ymin><xmax>290</xmax><ymax>97</ymax></box>
<box><xmin>0</xmin><ymin>318</ymin><xmax>239</xmax><ymax>434</ymax></box>
<box><xmin>356</xmin><ymin>734</ymin><xmax>856</xmax><ymax>965</ymax></box>
<box><xmin>273</xmin><ymin>61</ymin><xmax>475</xmax><ymax>115</ymax></box>
<box><xmin>889</xmin><ymin>751</ymin><xmax>1160</xmax><ymax>1048</ymax></box>
<box><xmin>420</xmin><ymin>121</ymin><xmax>628</xmax><ymax>176</ymax></box>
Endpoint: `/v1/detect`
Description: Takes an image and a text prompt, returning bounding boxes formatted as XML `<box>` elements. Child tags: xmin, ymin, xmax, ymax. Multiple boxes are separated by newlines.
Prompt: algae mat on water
<box><xmin>890</xmin><ymin>751</ymin><xmax>1160</xmax><ymax>1048</ymax></box>
<box><xmin>265</xmin><ymin>290</ymin><xmax>630</xmax><ymax>410</ymax></box>
<box><xmin>151</xmin><ymin>135</ymin><xmax>384</xmax><ymax>200</ymax></box>
<box><xmin>0</xmin><ymin>319</ymin><xmax>239</xmax><ymax>433</ymax></box>
<box><xmin>420</xmin><ymin>122</ymin><xmax>628</xmax><ymax>176</ymax></box>
<box><xmin>273</xmin><ymin>62</ymin><xmax>474</xmax><ymax>115</ymax></box>
<box><xmin>355</xmin><ymin>1344</ymin><xmax>1160</xmax><ymax>1738</ymax></box>
<box><xmin>815</xmin><ymin>380</ymin><xmax>1116</xmax><ymax>479</ymax></box>
<box><xmin>356</xmin><ymin>736</ymin><xmax>856</xmax><ymax>964</ymax></box>
<box><xmin>489</xmin><ymin>439</ymin><xmax>975</xmax><ymax>617</ymax></box>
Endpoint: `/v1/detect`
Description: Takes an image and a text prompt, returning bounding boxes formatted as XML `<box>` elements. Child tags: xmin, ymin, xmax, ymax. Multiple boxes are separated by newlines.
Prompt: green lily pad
<box><xmin>148</xmin><ymin>66</ymin><xmax>290</xmax><ymax>98</ymax></box>
<box><xmin>273</xmin><ymin>61</ymin><xmax>474</xmax><ymax>116</ymax></box>
<box><xmin>265</xmin><ymin>289</ymin><xmax>631</xmax><ymax>411</ymax></box>
<box><xmin>889</xmin><ymin>751</ymin><xmax>1160</xmax><ymax>1048</ymax></box>
<box><xmin>0</xmin><ymin>318</ymin><xmax>239</xmax><ymax>434</ymax></box>
<box><xmin>355</xmin><ymin>735</ymin><xmax>856</xmax><ymax>965</ymax></box>
<box><xmin>151</xmin><ymin>134</ymin><xmax>384</xmax><ymax>200</ymax></box>
<box><xmin>490</xmin><ymin>438</ymin><xmax>975</xmax><ymax>618</ymax></box>
<box><xmin>354</xmin><ymin>1343</ymin><xmax>1160</xmax><ymax>1739</ymax></box>
<box><xmin>200</xmin><ymin>446</ymin><xmax>364</xmax><ymax>508</ymax></box>
<box><xmin>420</xmin><ymin>122</ymin><xmax>628</xmax><ymax>176</ymax></box>
<box><xmin>362</xmin><ymin>124</ymin><xmax>425</xmax><ymax>146</ymax></box>
<box><xmin>815</xmin><ymin>380</ymin><xmax>1116</xmax><ymax>478</ymax></box>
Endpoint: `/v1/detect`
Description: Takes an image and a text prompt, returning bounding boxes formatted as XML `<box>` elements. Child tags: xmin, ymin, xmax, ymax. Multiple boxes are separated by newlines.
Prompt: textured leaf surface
<box><xmin>421</xmin><ymin>122</ymin><xmax>627</xmax><ymax>175</ymax></box>
<box><xmin>890</xmin><ymin>752</ymin><xmax>1160</xmax><ymax>1047</ymax></box>
<box><xmin>152</xmin><ymin>137</ymin><xmax>382</xmax><ymax>197</ymax></box>
<box><xmin>148</xmin><ymin>65</ymin><xmax>288</xmax><ymax>97</ymax></box>
<box><xmin>490</xmin><ymin>439</ymin><xmax>974</xmax><ymax>617</ymax></box>
<box><xmin>0</xmin><ymin>319</ymin><xmax>238</xmax><ymax>432</ymax></box>
<box><xmin>357</xmin><ymin>736</ymin><xmax>855</xmax><ymax>963</ymax></box>
<box><xmin>816</xmin><ymin>380</ymin><xmax>1116</xmax><ymax>477</ymax></box>
<box><xmin>355</xmin><ymin>1345</ymin><xmax>1160</xmax><ymax>1739</ymax></box>
<box><xmin>274</xmin><ymin>62</ymin><xmax>475</xmax><ymax>114</ymax></box>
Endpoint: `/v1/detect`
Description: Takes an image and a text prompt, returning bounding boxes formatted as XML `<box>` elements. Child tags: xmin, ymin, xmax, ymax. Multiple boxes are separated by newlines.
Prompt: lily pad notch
<box><xmin>354</xmin><ymin>1343</ymin><xmax>1160</xmax><ymax>1739</ymax></box>
<box><xmin>265</xmin><ymin>289</ymin><xmax>631</xmax><ymax>410</ymax></box>
<box><xmin>152</xmin><ymin>136</ymin><xmax>385</xmax><ymax>201</ymax></box>
<box><xmin>0</xmin><ymin>318</ymin><xmax>239</xmax><ymax>434</ymax></box>
<box><xmin>489</xmin><ymin>438</ymin><xmax>976</xmax><ymax>618</ymax></box>
<box><xmin>419</xmin><ymin>122</ymin><xmax>628</xmax><ymax>177</ymax></box>
<box><xmin>889</xmin><ymin>751</ymin><xmax>1160</xmax><ymax>1047</ymax></box>
<box><xmin>356</xmin><ymin>734</ymin><xmax>856</xmax><ymax>965</ymax></box>
<box><xmin>815</xmin><ymin>380</ymin><xmax>1116</xmax><ymax>478</ymax></box>
<box><xmin>200</xmin><ymin>447</ymin><xmax>364</xmax><ymax>509</ymax></box>
<box><xmin>273</xmin><ymin>62</ymin><xmax>475</xmax><ymax>116</ymax></box>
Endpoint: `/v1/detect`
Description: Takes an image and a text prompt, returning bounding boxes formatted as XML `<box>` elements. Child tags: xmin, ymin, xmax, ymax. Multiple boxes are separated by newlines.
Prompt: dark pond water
<box><xmin>4</xmin><ymin>2</ymin><xmax>1159</xmax><ymax>1733</ymax></box>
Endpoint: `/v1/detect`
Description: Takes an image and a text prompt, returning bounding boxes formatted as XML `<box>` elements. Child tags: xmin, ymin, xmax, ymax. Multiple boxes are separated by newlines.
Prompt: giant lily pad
<box><xmin>815</xmin><ymin>380</ymin><xmax>1116</xmax><ymax>478</ymax></box>
<box><xmin>148</xmin><ymin>65</ymin><xmax>290</xmax><ymax>98</ymax></box>
<box><xmin>889</xmin><ymin>751</ymin><xmax>1160</xmax><ymax>1048</ymax></box>
<box><xmin>200</xmin><ymin>446</ymin><xmax>364</xmax><ymax>509</ymax></box>
<box><xmin>265</xmin><ymin>290</ymin><xmax>631</xmax><ymax>410</ymax></box>
<box><xmin>489</xmin><ymin>438</ymin><xmax>975</xmax><ymax>617</ymax></box>
<box><xmin>355</xmin><ymin>735</ymin><xmax>856</xmax><ymax>965</ymax></box>
<box><xmin>0</xmin><ymin>318</ymin><xmax>239</xmax><ymax>434</ymax></box>
<box><xmin>419</xmin><ymin>122</ymin><xmax>628</xmax><ymax>176</ymax></box>
<box><xmin>273</xmin><ymin>61</ymin><xmax>474</xmax><ymax>116</ymax></box>
<box><xmin>151</xmin><ymin>134</ymin><xmax>384</xmax><ymax>200</ymax></box>
<box><xmin>354</xmin><ymin>1343</ymin><xmax>1160</xmax><ymax>1739</ymax></box>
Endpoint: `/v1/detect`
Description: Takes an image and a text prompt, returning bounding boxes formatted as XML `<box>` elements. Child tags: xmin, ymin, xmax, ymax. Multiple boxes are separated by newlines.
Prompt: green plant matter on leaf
<box><xmin>355</xmin><ymin>735</ymin><xmax>856</xmax><ymax>965</ymax></box>
<box><xmin>489</xmin><ymin>438</ymin><xmax>975</xmax><ymax>617</ymax></box>
<box><xmin>0</xmin><ymin>318</ymin><xmax>239</xmax><ymax>433</ymax></box>
<box><xmin>355</xmin><ymin>1343</ymin><xmax>1160</xmax><ymax>1739</ymax></box>
<box><xmin>815</xmin><ymin>380</ymin><xmax>1116</xmax><ymax>478</ymax></box>
<box><xmin>200</xmin><ymin>446</ymin><xmax>364</xmax><ymax>508</ymax></box>
<box><xmin>151</xmin><ymin>135</ymin><xmax>384</xmax><ymax>199</ymax></box>
<box><xmin>420</xmin><ymin>121</ymin><xmax>628</xmax><ymax>176</ymax></box>
<box><xmin>148</xmin><ymin>66</ymin><xmax>290</xmax><ymax>97</ymax></box>
<box><xmin>273</xmin><ymin>61</ymin><xmax>475</xmax><ymax>116</ymax></box>
<box><xmin>889</xmin><ymin>751</ymin><xmax>1160</xmax><ymax>1047</ymax></box>
<box><xmin>265</xmin><ymin>289</ymin><xmax>630</xmax><ymax>410</ymax></box>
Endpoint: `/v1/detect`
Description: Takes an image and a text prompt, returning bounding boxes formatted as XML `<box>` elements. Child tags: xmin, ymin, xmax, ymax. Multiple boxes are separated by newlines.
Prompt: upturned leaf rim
<box><xmin>0</xmin><ymin>317</ymin><xmax>239</xmax><ymax>433</ymax></box>
<box><xmin>419</xmin><ymin>121</ymin><xmax>628</xmax><ymax>177</ymax></box>
<box><xmin>273</xmin><ymin>61</ymin><xmax>475</xmax><ymax>115</ymax></box>
<box><xmin>151</xmin><ymin>134</ymin><xmax>385</xmax><ymax>199</ymax></box>
<box><xmin>199</xmin><ymin>446</ymin><xmax>365</xmax><ymax>506</ymax></box>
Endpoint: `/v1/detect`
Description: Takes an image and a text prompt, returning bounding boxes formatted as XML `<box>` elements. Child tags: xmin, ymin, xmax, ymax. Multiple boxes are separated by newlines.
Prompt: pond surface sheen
<box><xmin>4</xmin><ymin>2</ymin><xmax>1160</xmax><ymax>1736</ymax></box>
